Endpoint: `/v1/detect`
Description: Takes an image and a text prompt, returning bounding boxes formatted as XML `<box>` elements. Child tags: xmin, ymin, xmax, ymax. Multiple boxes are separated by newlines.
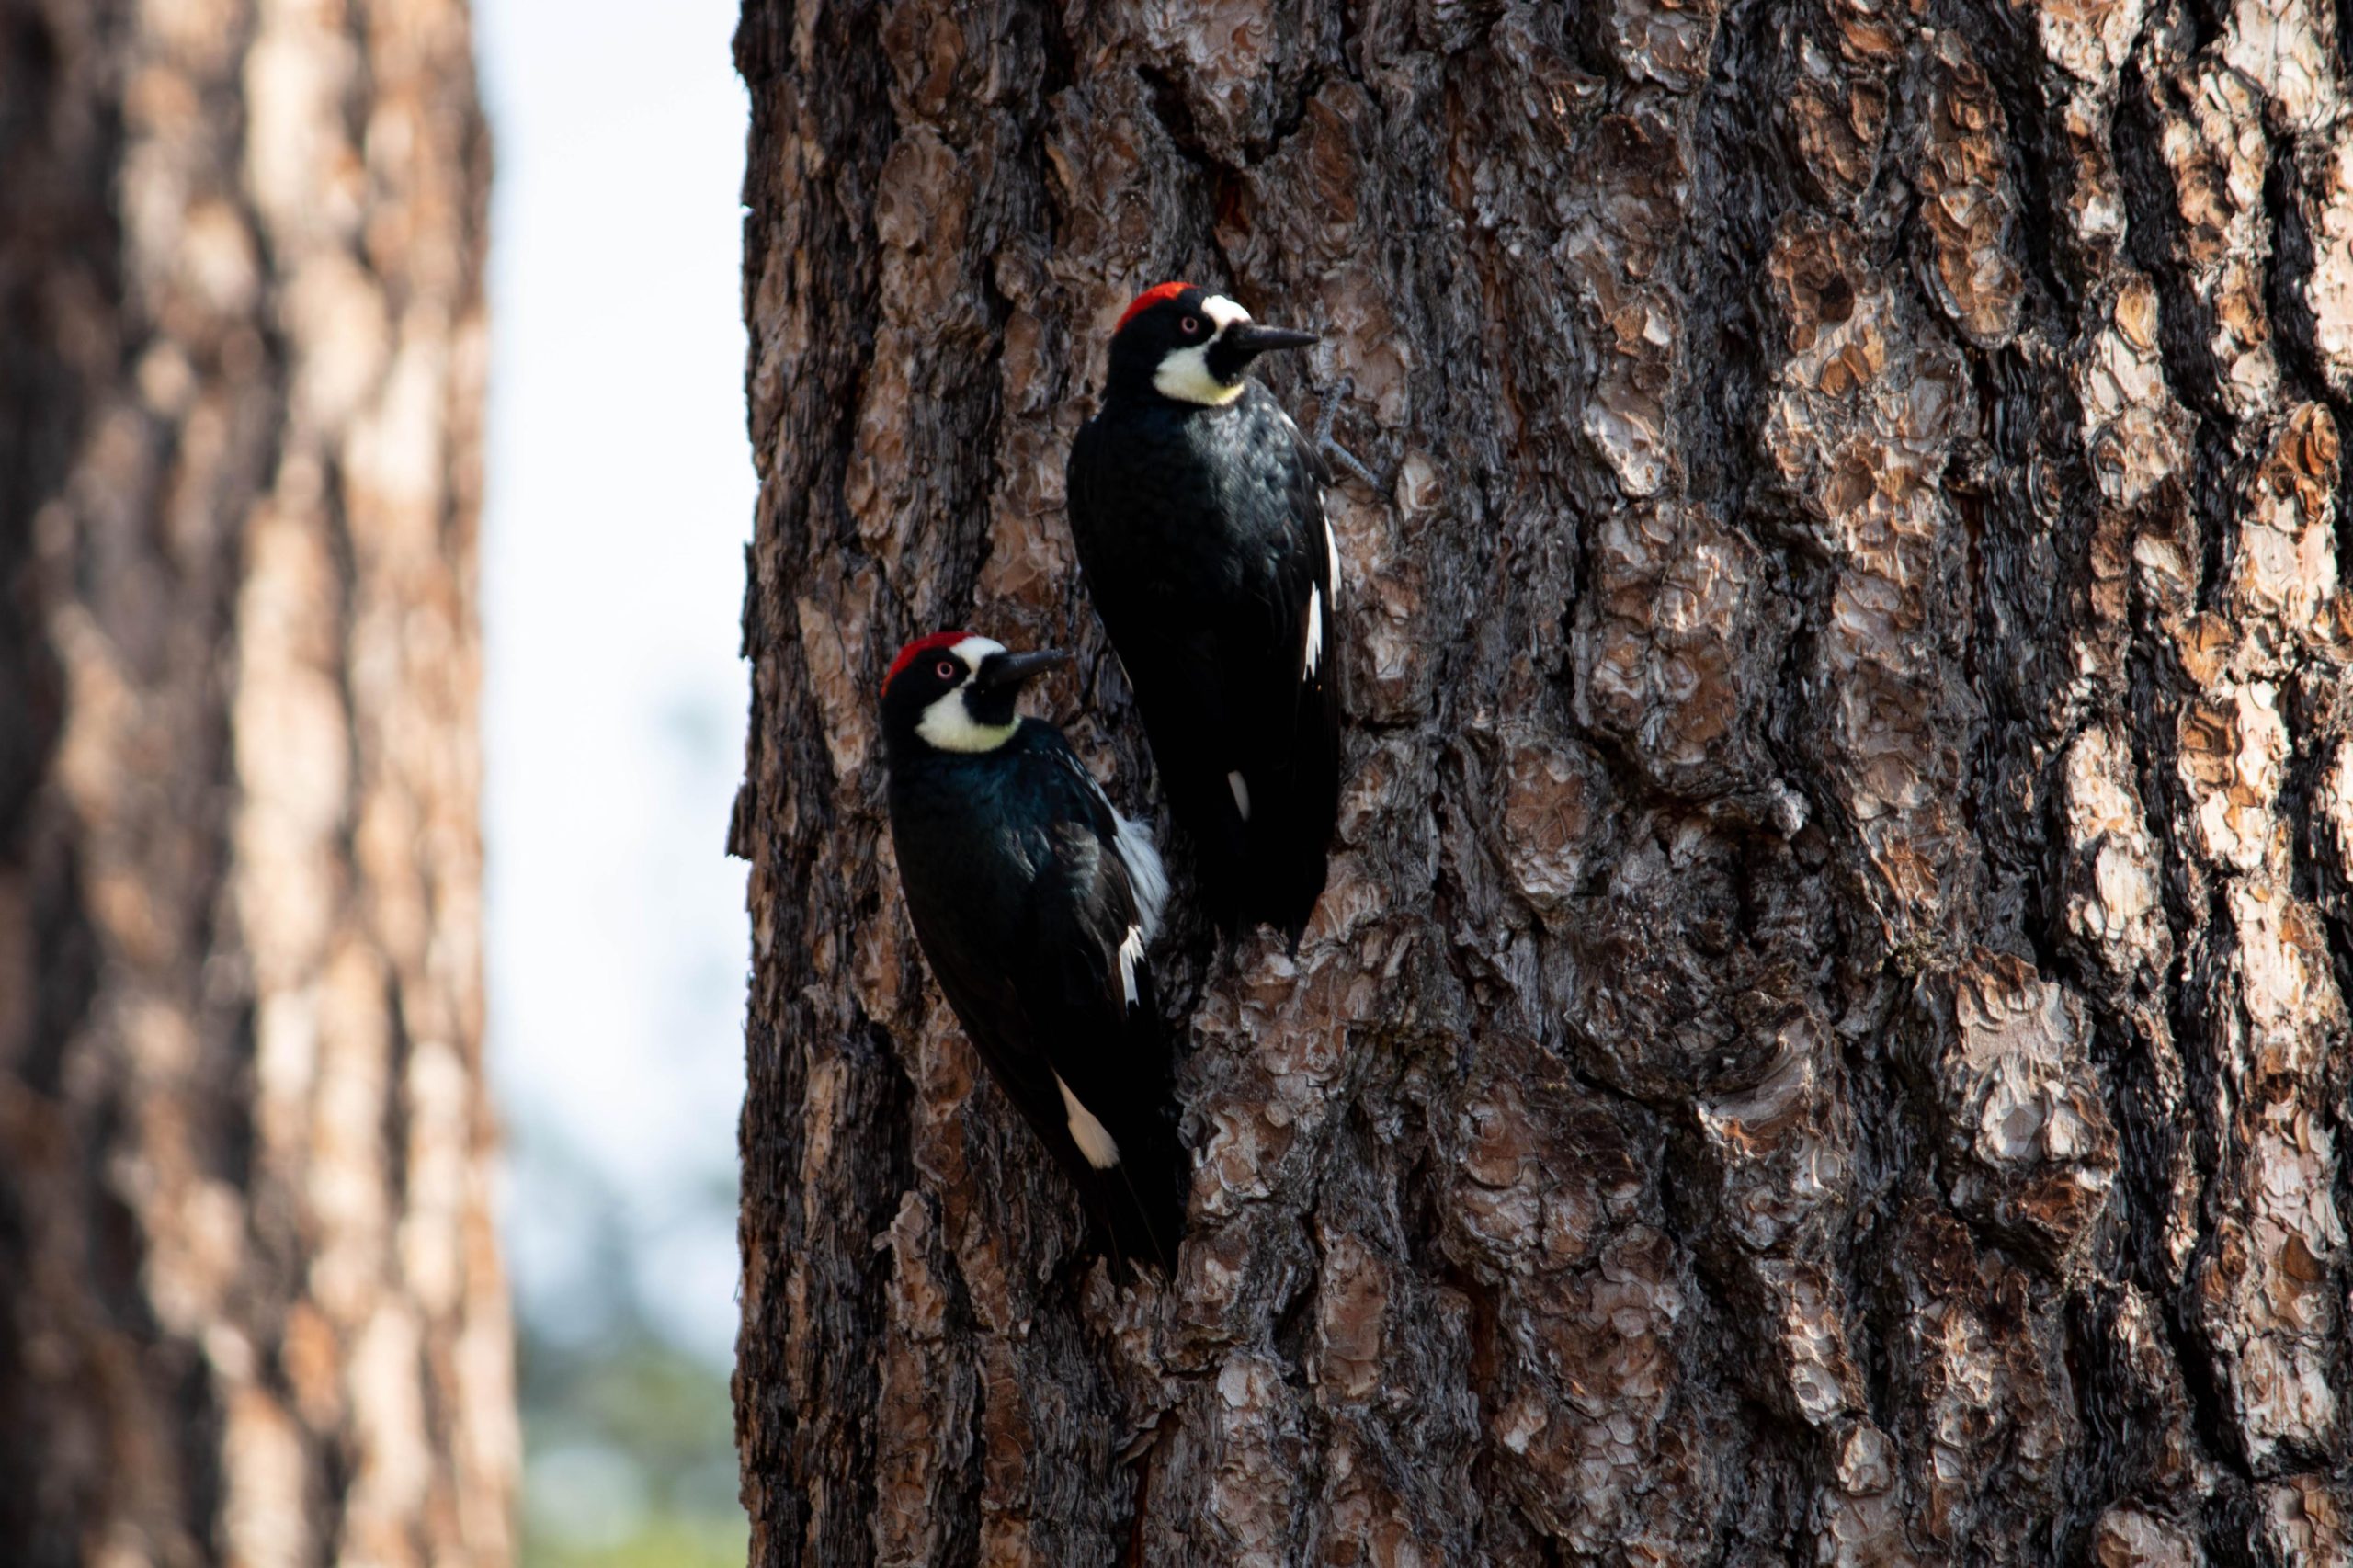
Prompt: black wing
<box><xmin>905</xmin><ymin>745</ymin><xmax>1184</xmax><ymax>1272</ymax></box>
<box><xmin>1217</xmin><ymin>387</ymin><xmax>1341</xmax><ymax>947</ymax></box>
<box><xmin>1068</xmin><ymin>410</ymin><xmax>1255</xmax><ymax>897</ymax></box>
<box><xmin>1067</xmin><ymin>388</ymin><xmax>1342</xmax><ymax>947</ymax></box>
<box><xmin>1022</xmin><ymin>827</ymin><xmax>1184</xmax><ymax>1272</ymax></box>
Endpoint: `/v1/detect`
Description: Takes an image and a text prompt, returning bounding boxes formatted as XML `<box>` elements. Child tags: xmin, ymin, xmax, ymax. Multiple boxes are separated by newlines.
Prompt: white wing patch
<box><xmin>1056</xmin><ymin>1074</ymin><xmax>1121</xmax><ymax>1169</ymax></box>
<box><xmin>1117</xmin><ymin>923</ymin><xmax>1146</xmax><ymax>1006</ymax></box>
<box><xmin>1324</xmin><ymin>519</ymin><xmax>1341</xmax><ymax>592</ymax></box>
<box><xmin>1303</xmin><ymin>585</ymin><xmax>1324</xmax><ymax>677</ymax></box>
<box><xmin>1228</xmin><ymin>770</ymin><xmax>1252</xmax><ymax>821</ymax></box>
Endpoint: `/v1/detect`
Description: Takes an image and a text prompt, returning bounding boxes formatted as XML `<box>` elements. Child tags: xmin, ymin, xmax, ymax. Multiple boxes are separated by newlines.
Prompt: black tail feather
<box><xmin>1191</xmin><ymin>829</ymin><xmax>1324</xmax><ymax>954</ymax></box>
<box><xmin>1074</xmin><ymin>1139</ymin><xmax>1187</xmax><ymax>1278</ymax></box>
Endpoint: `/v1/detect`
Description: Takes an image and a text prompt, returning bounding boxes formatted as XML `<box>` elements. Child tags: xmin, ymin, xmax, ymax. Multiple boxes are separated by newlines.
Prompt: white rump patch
<box><xmin>1111</xmin><ymin>810</ymin><xmax>1167</xmax><ymax>939</ymax></box>
<box><xmin>1303</xmin><ymin>586</ymin><xmax>1324</xmax><ymax>676</ymax></box>
<box><xmin>1072</xmin><ymin>762</ymin><xmax>1166</xmax><ymax>942</ymax></box>
<box><xmin>1228</xmin><ymin>770</ymin><xmax>1252</xmax><ymax>821</ymax></box>
<box><xmin>1056</xmin><ymin>1074</ymin><xmax>1121</xmax><ymax>1169</ymax></box>
<box><xmin>1117</xmin><ymin>923</ymin><xmax>1146</xmax><ymax>1006</ymax></box>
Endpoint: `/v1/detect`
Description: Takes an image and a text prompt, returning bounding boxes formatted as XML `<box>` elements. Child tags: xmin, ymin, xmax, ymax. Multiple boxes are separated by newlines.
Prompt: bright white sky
<box><xmin>474</xmin><ymin>0</ymin><xmax>752</xmax><ymax>1362</ymax></box>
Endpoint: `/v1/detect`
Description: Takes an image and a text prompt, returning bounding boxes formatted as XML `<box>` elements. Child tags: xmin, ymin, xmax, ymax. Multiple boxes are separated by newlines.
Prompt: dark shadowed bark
<box><xmin>0</xmin><ymin>0</ymin><xmax>511</xmax><ymax>1562</ymax></box>
<box><xmin>733</xmin><ymin>0</ymin><xmax>2353</xmax><ymax>1561</ymax></box>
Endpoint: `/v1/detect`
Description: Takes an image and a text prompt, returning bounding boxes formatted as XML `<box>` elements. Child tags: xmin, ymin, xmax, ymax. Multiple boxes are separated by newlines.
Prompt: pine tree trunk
<box><xmin>733</xmin><ymin>0</ymin><xmax>2353</xmax><ymax>1561</ymax></box>
<box><xmin>0</xmin><ymin>1</ymin><xmax>511</xmax><ymax>1562</ymax></box>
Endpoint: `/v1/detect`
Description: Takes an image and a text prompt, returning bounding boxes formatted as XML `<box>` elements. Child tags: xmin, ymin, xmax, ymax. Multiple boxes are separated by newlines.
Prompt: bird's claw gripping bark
<box><xmin>1315</xmin><ymin>376</ymin><xmax>1382</xmax><ymax>491</ymax></box>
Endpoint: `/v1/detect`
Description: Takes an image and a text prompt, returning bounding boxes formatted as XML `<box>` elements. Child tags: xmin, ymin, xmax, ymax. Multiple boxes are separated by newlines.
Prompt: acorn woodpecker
<box><xmin>881</xmin><ymin>630</ymin><xmax>1185</xmax><ymax>1272</ymax></box>
<box><xmin>1066</xmin><ymin>282</ymin><xmax>1342</xmax><ymax>951</ymax></box>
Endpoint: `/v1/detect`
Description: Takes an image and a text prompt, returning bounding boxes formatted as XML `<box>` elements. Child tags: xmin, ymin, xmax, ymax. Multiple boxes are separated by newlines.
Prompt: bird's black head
<box><xmin>881</xmin><ymin>631</ymin><xmax>1070</xmax><ymax>757</ymax></box>
<box><xmin>1104</xmin><ymin>281</ymin><xmax>1318</xmax><ymax>407</ymax></box>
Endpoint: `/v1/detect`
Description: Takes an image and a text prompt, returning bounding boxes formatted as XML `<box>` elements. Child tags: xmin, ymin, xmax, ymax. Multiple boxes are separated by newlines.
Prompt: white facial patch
<box><xmin>1228</xmin><ymin>770</ymin><xmax>1252</xmax><ymax>821</ymax></box>
<box><xmin>1154</xmin><ymin>294</ymin><xmax>1253</xmax><ymax>406</ymax></box>
<box><xmin>1303</xmin><ymin>585</ymin><xmax>1323</xmax><ymax>677</ymax></box>
<box><xmin>1056</xmin><ymin>1074</ymin><xmax>1121</xmax><ymax>1169</ymax></box>
<box><xmin>1154</xmin><ymin>345</ymin><xmax>1245</xmax><ymax>406</ymax></box>
<box><xmin>915</xmin><ymin>634</ymin><xmax>1021</xmax><ymax>752</ymax></box>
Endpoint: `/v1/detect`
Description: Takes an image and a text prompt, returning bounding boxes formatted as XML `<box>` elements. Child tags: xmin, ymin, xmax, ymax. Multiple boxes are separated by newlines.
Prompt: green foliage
<box><xmin>512</xmin><ymin>1128</ymin><xmax>745</xmax><ymax>1568</ymax></box>
<box><xmin>527</xmin><ymin>1516</ymin><xmax>745</xmax><ymax>1568</ymax></box>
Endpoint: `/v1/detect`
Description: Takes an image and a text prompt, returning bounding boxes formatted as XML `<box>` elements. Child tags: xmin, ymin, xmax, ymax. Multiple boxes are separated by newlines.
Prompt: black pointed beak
<box><xmin>1222</xmin><ymin>322</ymin><xmax>1319</xmax><ymax>360</ymax></box>
<box><xmin>972</xmin><ymin>647</ymin><xmax>1070</xmax><ymax>693</ymax></box>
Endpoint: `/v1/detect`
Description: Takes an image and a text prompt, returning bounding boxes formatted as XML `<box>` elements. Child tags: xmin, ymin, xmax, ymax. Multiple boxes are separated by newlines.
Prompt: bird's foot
<box><xmin>1315</xmin><ymin>376</ymin><xmax>1383</xmax><ymax>491</ymax></box>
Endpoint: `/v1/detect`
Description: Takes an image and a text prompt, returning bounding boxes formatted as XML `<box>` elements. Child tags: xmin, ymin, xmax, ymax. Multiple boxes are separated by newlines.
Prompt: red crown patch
<box><xmin>1116</xmin><ymin>281</ymin><xmax>1195</xmax><ymax>334</ymax></box>
<box><xmin>884</xmin><ymin>630</ymin><xmax>972</xmax><ymax>692</ymax></box>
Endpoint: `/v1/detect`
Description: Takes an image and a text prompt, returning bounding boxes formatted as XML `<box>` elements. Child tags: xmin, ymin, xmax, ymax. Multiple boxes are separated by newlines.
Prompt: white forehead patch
<box><xmin>1202</xmin><ymin>294</ymin><xmax>1250</xmax><ymax>331</ymax></box>
<box><xmin>949</xmin><ymin>634</ymin><xmax>1006</xmax><ymax>666</ymax></box>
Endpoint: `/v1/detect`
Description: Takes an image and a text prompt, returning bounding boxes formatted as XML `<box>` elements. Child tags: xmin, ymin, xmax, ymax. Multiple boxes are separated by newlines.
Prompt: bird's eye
<box><xmin>935</xmin><ymin>660</ymin><xmax>957</xmax><ymax>680</ymax></box>
<box><xmin>1180</xmin><ymin>315</ymin><xmax>1200</xmax><ymax>335</ymax></box>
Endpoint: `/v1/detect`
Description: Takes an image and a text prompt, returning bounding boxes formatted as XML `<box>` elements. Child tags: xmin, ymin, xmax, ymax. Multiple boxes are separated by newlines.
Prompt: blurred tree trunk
<box><xmin>0</xmin><ymin>1</ymin><xmax>511</xmax><ymax>1563</ymax></box>
<box><xmin>733</xmin><ymin>0</ymin><xmax>2353</xmax><ymax>1562</ymax></box>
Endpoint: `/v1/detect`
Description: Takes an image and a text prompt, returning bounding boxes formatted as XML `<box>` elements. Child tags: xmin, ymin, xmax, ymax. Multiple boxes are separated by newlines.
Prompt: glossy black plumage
<box><xmin>1068</xmin><ymin>291</ymin><xmax>1341</xmax><ymax>948</ymax></box>
<box><xmin>881</xmin><ymin>638</ymin><xmax>1183</xmax><ymax>1274</ymax></box>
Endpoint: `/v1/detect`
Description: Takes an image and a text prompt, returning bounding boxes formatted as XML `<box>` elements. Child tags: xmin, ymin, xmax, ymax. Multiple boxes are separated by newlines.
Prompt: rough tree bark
<box><xmin>0</xmin><ymin>1</ymin><xmax>512</xmax><ymax>1563</ymax></box>
<box><xmin>734</xmin><ymin>0</ymin><xmax>2353</xmax><ymax>1562</ymax></box>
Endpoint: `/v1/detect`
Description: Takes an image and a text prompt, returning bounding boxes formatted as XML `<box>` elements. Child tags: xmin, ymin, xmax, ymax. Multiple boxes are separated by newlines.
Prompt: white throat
<box><xmin>1154</xmin><ymin>293</ymin><xmax>1252</xmax><ymax>406</ymax></box>
<box><xmin>916</xmin><ymin>692</ymin><xmax>1018</xmax><ymax>752</ymax></box>
<box><xmin>915</xmin><ymin>635</ymin><xmax>1021</xmax><ymax>752</ymax></box>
